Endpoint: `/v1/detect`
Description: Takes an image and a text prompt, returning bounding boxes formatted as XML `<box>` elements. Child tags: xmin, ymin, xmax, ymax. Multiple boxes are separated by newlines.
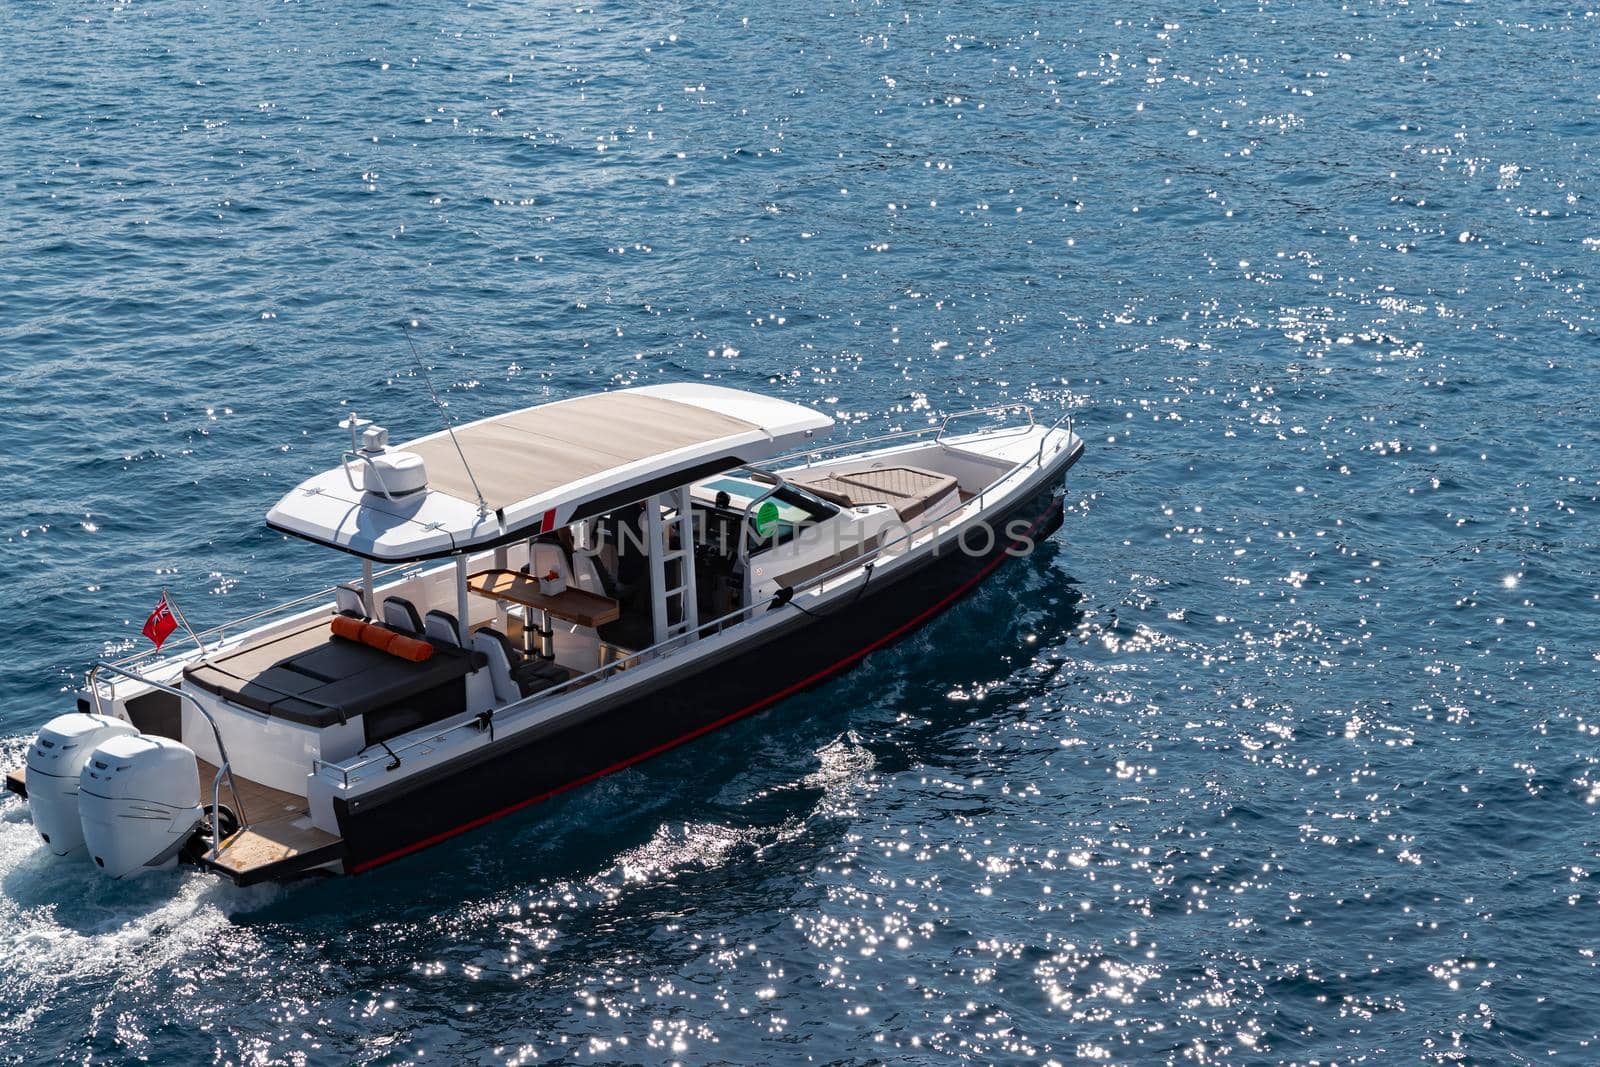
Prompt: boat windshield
<box><xmin>693</xmin><ymin>474</ymin><xmax>839</xmax><ymax>552</ymax></box>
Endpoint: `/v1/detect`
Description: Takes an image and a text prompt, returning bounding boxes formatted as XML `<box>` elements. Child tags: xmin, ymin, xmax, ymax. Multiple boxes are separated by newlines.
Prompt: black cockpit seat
<box><xmin>334</xmin><ymin>583</ymin><xmax>366</xmax><ymax>618</ymax></box>
<box><xmin>471</xmin><ymin>627</ymin><xmax>569</xmax><ymax>703</ymax></box>
<box><xmin>382</xmin><ymin>596</ymin><xmax>424</xmax><ymax>635</ymax></box>
<box><xmin>424</xmin><ymin>609</ymin><xmax>461</xmax><ymax>647</ymax></box>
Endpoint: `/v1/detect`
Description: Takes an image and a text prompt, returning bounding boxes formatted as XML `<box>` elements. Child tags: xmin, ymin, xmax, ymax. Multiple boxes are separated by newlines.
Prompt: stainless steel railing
<box><xmin>107</xmin><ymin>562</ymin><xmax>419</xmax><ymax>673</ymax></box>
<box><xmin>116</xmin><ymin>404</ymin><xmax>1050</xmax><ymax>677</ymax></box>
<box><xmin>1037</xmin><ymin>409</ymin><xmax>1073</xmax><ymax>464</ymax></box>
<box><xmin>87</xmin><ymin>661</ymin><xmax>248</xmax><ymax>861</ymax></box>
<box><xmin>735</xmin><ymin>469</ymin><xmax>792</xmax><ymax>565</ymax></box>
<box><xmin>934</xmin><ymin>402</ymin><xmax>1037</xmax><ymax>445</ymax></box>
<box><xmin>774</xmin><ymin>401</ymin><xmax>1042</xmax><ymax>470</ymax></box>
<box><xmin>316</xmin><ymin>407</ymin><xmax>1078</xmax><ymax>787</ymax></box>
<box><xmin>788</xmin><ymin>410</ymin><xmax>1074</xmax><ymax>598</ymax></box>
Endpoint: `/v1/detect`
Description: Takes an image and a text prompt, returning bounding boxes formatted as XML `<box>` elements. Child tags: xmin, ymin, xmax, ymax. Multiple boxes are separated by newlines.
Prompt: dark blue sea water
<box><xmin>2</xmin><ymin>0</ymin><xmax>1597</xmax><ymax>1062</ymax></box>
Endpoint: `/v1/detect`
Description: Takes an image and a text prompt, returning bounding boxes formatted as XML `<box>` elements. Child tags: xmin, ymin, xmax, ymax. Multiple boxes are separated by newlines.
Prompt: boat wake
<box><xmin>0</xmin><ymin>735</ymin><xmax>281</xmax><ymax>1041</ymax></box>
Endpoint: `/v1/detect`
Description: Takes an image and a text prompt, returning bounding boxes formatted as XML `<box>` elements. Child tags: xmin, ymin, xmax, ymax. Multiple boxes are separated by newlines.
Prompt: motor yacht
<box><xmin>4</xmin><ymin>383</ymin><xmax>1082</xmax><ymax>884</ymax></box>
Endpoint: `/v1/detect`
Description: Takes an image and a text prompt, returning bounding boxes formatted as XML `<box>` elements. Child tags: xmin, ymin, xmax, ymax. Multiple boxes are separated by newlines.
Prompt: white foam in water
<box><xmin>0</xmin><ymin>736</ymin><xmax>282</xmax><ymax>1040</ymax></box>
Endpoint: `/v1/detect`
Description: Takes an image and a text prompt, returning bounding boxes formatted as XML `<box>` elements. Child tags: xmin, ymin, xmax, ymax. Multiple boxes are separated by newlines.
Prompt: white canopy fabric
<box><xmin>266</xmin><ymin>383</ymin><xmax>834</xmax><ymax>561</ymax></box>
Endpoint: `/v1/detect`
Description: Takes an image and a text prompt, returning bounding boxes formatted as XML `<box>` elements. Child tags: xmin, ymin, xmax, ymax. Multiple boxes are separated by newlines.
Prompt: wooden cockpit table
<box><xmin>467</xmin><ymin>569</ymin><xmax>620</xmax><ymax>658</ymax></box>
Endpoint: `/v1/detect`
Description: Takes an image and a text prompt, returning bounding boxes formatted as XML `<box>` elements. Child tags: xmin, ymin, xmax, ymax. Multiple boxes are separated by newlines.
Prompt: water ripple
<box><xmin>2</xmin><ymin>0</ymin><xmax>1598</xmax><ymax>1062</ymax></box>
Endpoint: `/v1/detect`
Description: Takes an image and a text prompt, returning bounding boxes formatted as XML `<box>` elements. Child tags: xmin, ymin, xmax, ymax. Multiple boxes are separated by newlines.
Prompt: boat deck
<box><xmin>2</xmin><ymin>762</ymin><xmax>342</xmax><ymax>885</ymax></box>
<box><xmin>182</xmin><ymin>618</ymin><xmax>478</xmax><ymax>730</ymax></box>
<box><xmin>196</xmin><ymin>758</ymin><xmax>344</xmax><ymax>885</ymax></box>
<box><xmin>787</xmin><ymin>464</ymin><xmax>960</xmax><ymax>522</ymax></box>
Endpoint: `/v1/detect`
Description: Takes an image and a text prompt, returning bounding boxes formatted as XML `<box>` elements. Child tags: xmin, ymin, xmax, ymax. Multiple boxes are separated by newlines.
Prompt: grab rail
<box><xmin>341</xmin><ymin>451</ymin><xmax>400</xmax><ymax>502</ymax></box>
<box><xmin>87</xmin><ymin>661</ymin><xmax>248</xmax><ymax>861</ymax></box>
<box><xmin>934</xmin><ymin>403</ymin><xmax>1035</xmax><ymax>446</ymax></box>
<box><xmin>735</xmin><ymin>469</ymin><xmax>792</xmax><ymax>564</ymax></box>
<box><xmin>316</xmin><ymin>406</ymin><xmax>1079</xmax><ymax>786</ymax></box>
<box><xmin>113</xmin><ymin>404</ymin><xmax>1065</xmax><ymax>677</ymax></box>
<box><xmin>776</xmin><ymin>401</ymin><xmax>1041</xmax><ymax>470</ymax></box>
<box><xmin>108</xmin><ymin>562</ymin><xmax>417</xmax><ymax>672</ymax></box>
<box><xmin>1038</xmin><ymin>409</ymin><xmax>1074</xmax><ymax>465</ymax></box>
<box><xmin>798</xmin><ymin>411</ymin><xmax>1073</xmax><ymax>595</ymax></box>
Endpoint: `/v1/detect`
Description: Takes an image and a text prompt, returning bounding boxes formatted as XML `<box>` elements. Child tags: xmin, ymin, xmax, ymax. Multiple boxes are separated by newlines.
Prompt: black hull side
<box><xmin>336</xmin><ymin>481</ymin><xmax>1068</xmax><ymax>874</ymax></box>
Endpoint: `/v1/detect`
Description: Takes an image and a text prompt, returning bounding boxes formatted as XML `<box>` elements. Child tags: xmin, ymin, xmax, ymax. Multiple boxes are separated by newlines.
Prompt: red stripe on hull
<box><xmin>349</xmin><ymin>495</ymin><xmax>1063</xmax><ymax>874</ymax></box>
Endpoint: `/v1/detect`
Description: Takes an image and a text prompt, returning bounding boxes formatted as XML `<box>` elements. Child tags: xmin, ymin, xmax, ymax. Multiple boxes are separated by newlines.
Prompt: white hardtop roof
<box><xmin>266</xmin><ymin>383</ymin><xmax>833</xmax><ymax>561</ymax></box>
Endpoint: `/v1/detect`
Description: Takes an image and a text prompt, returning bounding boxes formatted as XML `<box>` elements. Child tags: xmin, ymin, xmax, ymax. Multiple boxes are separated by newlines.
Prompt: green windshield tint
<box><xmin>700</xmin><ymin>477</ymin><xmax>823</xmax><ymax>527</ymax></box>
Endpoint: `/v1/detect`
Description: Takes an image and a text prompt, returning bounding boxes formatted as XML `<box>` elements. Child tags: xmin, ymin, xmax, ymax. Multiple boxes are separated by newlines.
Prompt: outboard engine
<box><xmin>78</xmin><ymin>734</ymin><xmax>203</xmax><ymax>878</ymax></box>
<box><xmin>25</xmin><ymin>713</ymin><xmax>139</xmax><ymax>856</ymax></box>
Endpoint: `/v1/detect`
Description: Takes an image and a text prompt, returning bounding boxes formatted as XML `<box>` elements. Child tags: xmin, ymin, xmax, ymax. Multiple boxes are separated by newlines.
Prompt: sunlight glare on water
<box><xmin>0</xmin><ymin>0</ymin><xmax>1597</xmax><ymax>1062</ymax></box>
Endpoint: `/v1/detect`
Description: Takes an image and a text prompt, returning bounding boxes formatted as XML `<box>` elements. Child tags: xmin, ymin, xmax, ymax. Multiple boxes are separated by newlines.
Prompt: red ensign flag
<box><xmin>142</xmin><ymin>595</ymin><xmax>178</xmax><ymax>650</ymax></box>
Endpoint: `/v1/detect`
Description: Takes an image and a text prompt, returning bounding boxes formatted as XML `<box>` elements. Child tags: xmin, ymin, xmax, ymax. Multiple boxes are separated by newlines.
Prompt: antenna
<box><xmin>402</xmin><ymin>323</ymin><xmax>489</xmax><ymax>517</ymax></box>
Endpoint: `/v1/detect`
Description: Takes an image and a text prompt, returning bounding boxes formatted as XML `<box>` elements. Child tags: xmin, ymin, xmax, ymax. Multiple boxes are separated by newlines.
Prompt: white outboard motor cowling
<box><xmin>78</xmin><ymin>734</ymin><xmax>203</xmax><ymax>878</ymax></box>
<box><xmin>25</xmin><ymin>713</ymin><xmax>139</xmax><ymax>857</ymax></box>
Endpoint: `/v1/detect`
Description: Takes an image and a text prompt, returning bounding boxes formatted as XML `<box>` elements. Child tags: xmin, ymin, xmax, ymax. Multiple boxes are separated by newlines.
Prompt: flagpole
<box><xmin>163</xmin><ymin>587</ymin><xmax>206</xmax><ymax>653</ymax></box>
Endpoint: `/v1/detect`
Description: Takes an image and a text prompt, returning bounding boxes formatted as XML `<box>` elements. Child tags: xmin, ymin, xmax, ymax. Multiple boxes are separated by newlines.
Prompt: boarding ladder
<box><xmin>646</xmin><ymin>487</ymin><xmax>699</xmax><ymax>644</ymax></box>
